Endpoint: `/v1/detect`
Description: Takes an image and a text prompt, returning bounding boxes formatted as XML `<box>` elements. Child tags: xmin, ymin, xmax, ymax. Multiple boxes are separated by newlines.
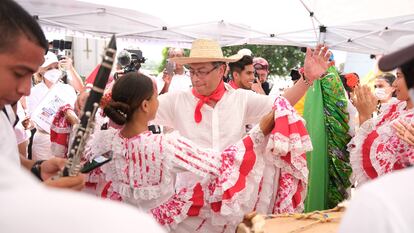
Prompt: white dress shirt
<box><xmin>155</xmin><ymin>84</ymin><xmax>274</xmax><ymax>151</ymax></box>
<box><xmin>157</xmin><ymin>72</ymin><xmax>192</xmax><ymax>94</ymax></box>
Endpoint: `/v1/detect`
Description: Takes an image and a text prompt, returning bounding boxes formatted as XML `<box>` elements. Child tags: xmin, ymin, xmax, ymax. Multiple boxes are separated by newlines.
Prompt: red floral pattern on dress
<box><xmin>267</xmin><ymin>96</ymin><xmax>312</xmax><ymax>213</ymax></box>
<box><xmin>50</xmin><ymin>104</ymin><xmax>74</xmax><ymax>158</ymax></box>
<box><xmin>350</xmin><ymin>101</ymin><xmax>414</xmax><ymax>186</ymax></box>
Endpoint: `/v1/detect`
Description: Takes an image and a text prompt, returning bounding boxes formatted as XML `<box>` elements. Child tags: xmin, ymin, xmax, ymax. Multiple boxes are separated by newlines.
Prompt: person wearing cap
<box><xmin>339</xmin><ymin>43</ymin><xmax>414</xmax><ymax>233</ymax></box>
<box><xmin>253</xmin><ymin>57</ymin><xmax>272</xmax><ymax>95</ymax></box>
<box><xmin>347</xmin><ymin>50</ymin><xmax>414</xmax><ymax>188</ymax></box>
<box><xmin>158</xmin><ymin>47</ymin><xmax>192</xmax><ymax>94</ymax></box>
<box><xmin>339</xmin><ymin>44</ymin><xmax>414</xmax><ymax>233</ymax></box>
<box><xmin>26</xmin><ymin>51</ymin><xmax>77</xmax><ymax>161</ymax></box>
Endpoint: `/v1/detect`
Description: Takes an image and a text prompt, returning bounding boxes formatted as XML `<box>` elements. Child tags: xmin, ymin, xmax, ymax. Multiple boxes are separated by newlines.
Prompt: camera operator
<box><xmin>57</xmin><ymin>55</ymin><xmax>85</xmax><ymax>93</ymax></box>
<box><xmin>158</xmin><ymin>48</ymin><xmax>192</xmax><ymax>94</ymax></box>
<box><xmin>114</xmin><ymin>49</ymin><xmax>146</xmax><ymax>80</ymax></box>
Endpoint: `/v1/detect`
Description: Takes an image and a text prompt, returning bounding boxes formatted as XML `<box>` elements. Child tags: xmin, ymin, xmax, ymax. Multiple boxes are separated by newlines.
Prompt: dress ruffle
<box><xmin>208</xmin><ymin>127</ymin><xmax>266</xmax><ymax>225</ymax></box>
<box><xmin>266</xmin><ymin>96</ymin><xmax>312</xmax><ymax>213</ymax></box>
<box><xmin>348</xmin><ymin>101</ymin><xmax>414</xmax><ymax>186</ymax></box>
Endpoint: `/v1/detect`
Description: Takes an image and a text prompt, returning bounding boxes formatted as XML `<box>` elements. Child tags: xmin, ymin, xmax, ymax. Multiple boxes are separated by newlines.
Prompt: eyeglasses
<box><xmin>188</xmin><ymin>65</ymin><xmax>219</xmax><ymax>78</ymax></box>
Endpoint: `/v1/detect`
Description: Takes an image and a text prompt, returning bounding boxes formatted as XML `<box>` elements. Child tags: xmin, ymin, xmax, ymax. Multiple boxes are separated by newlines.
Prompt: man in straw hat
<box><xmin>155</xmin><ymin>38</ymin><xmax>332</xmax><ymax>151</ymax></box>
<box><xmin>339</xmin><ymin>42</ymin><xmax>414</xmax><ymax>233</ymax></box>
<box><xmin>152</xmin><ymin>39</ymin><xmax>330</xmax><ymax>226</ymax></box>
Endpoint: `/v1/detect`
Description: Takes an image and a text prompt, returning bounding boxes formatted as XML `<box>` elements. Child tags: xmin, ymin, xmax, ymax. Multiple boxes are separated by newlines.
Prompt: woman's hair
<box><xmin>401</xmin><ymin>59</ymin><xmax>414</xmax><ymax>89</ymax></box>
<box><xmin>104</xmin><ymin>72</ymin><xmax>154</xmax><ymax>125</ymax></box>
<box><xmin>340</xmin><ymin>72</ymin><xmax>359</xmax><ymax>95</ymax></box>
<box><xmin>376</xmin><ymin>73</ymin><xmax>396</xmax><ymax>86</ymax></box>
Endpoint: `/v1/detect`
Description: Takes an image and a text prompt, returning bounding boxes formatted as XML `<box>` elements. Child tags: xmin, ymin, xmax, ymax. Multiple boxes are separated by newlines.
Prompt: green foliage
<box><xmin>222</xmin><ymin>45</ymin><xmax>305</xmax><ymax>77</ymax></box>
<box><xmin>156</xmin><ymin>45</ymin><xmax>304</xmax><ymax>77</ymax></box>
<box><xmin>157</xmin><ymin>47</ymin><xmax>170</xmax><ymax>73</ymax></box>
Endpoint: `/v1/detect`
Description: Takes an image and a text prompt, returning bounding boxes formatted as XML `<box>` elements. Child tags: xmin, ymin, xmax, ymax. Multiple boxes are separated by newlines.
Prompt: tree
<box><xmin>156</xmin><ymin>45</ymin><xmax>304</xmax><ymax>78</ymax></box>
<box><xmin>222</xmin><ymin>45</ymin><xmax>305</xmax><ymax>77</ymax></box>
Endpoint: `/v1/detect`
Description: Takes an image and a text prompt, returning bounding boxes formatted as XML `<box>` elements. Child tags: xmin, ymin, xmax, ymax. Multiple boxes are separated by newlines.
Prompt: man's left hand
<box><xmin>303</xmin><ymin>44</ymin><xmax>334</xmax><ymax>82</ymax></box>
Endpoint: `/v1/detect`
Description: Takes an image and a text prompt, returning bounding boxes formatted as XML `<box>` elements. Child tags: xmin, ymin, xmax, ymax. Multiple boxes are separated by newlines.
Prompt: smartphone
<box><xmin>165</xmin><ymin>60</ymin><xmax>175</xmax><ymax>76</ymax></box>
<box><xmin>254</xmin><ymin>70</ymin><xmax>259</xmax><ymax>83</ymax></box>
<box><xmin>80</xmin><ymin>151</ymin><xmax>113</xmax><ymax>173</ymax></box>
<box><xmin>290</xmin><ymin>69</ymin><xmax>301</xmax><ymax>81</ymax></box>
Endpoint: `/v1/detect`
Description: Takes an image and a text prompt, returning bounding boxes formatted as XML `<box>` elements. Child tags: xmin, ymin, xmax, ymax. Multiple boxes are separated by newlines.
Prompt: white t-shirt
<box><xmin>27</xmin><ymin>82</ymin><xmax>77</xmax><ymax>117</ymax></box>
<box><xmin>157</xmin><ymin>72</ymin><xmax>192</xmax><ymax>94</ymax></box>
<box><xmin>0</xmin><ymin>106</ymin><xmax>20</xmax><ymax>165</ymax></box>
<box><xmin>155</xmin><ymin>84</ymin><xmax>274</xmax><ymax>151</ymax></box>
<box><xmin>0</xmin><ymin>106</ymin><xmax>165</xmax><ymax>233</ymax></box>
<box><xmin>339</xmin><ymin>167</ymin><xmax>414</xmax><ymax>233</ymax></box>
<box><xmin>27</xmin><ymin>82</ymin><xmax>49</xmax><ymax>116</ymax></box>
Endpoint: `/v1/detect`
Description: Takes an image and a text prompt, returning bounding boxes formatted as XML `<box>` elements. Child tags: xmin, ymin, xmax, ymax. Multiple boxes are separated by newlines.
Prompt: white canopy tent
<box><xmin>17</xmin><ymin>0</ymin><xmax>414</xmax><ymax>54</ymax></box>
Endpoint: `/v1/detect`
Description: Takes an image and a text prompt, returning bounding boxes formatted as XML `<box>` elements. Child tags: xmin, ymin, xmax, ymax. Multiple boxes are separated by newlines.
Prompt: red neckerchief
<box><xmin>228</xmin><ymin>80</ymin><xmax>239</xmax><ymax>89</ymax></box>
<box><xmin>192</xmin><ymin>81</ymin><xmax>226</xmax><ymax>123</ymax></box>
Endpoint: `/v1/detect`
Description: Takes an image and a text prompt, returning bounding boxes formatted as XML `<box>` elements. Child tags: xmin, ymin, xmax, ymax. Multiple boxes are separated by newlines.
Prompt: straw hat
<box><xmin>170</xmin><ymin>39</ymin><xmax>242</xmax><ymax>65</ymax></box>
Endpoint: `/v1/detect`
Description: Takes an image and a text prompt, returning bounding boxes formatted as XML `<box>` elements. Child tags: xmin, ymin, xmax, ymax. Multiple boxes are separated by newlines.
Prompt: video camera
<box><xmin>117</xmin><ymin>49</ymin><xmax>146</xmax><ymax>74</ymax></box>
<box><xmin>50</xmin><ymin>39</ymin><xmax>72</xmax><ymax>57</ymax></box>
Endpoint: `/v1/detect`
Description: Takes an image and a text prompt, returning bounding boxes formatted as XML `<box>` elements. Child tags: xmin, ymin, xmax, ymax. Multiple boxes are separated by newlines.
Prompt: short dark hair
<box><xmin>229</xmin><ymin>55</ymin><xmax>253</xmax><ymax>74</ymax></box>
<box><xmin>0</xmin><ymin>0</ymin><xmax>48</xmax><ymax>53</ymax></box>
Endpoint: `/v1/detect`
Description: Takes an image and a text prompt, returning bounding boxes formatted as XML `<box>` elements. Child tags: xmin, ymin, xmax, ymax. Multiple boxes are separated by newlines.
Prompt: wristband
<box><xmin>302</xmin><ymin>75</ymin><xmax>313</xmax><ymax>86</ymax></box>
<box><xmin>31</xmin><ymin>160</ymin><xmax>46</xmax><ymax>181</ymax></box>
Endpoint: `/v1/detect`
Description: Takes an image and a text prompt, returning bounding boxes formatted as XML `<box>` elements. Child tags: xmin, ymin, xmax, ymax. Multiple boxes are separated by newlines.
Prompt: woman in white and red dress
<box><xmin>349</xmin><ymin>68</ymin><xmax>414</xmax><ymax>187</ymax></box>
<box><xmin>85</xmin><ymin>72</ymin><xmax>311</xmax><ymax>232</ymax></box>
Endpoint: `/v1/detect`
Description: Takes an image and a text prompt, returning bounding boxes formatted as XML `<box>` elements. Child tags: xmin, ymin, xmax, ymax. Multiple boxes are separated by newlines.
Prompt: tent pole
<box><xmin>318</xmin><ymin>26</ymin><xmax>327</xmax><ymax>45</ymax></box>
<box><xmin>298</xmin><ymin>0</ymin><xmax>322</xmax><ymax>25</ymax></box>
<box><xmin>298</xmin><ymin>0</ymin><xmax>322</xmax><ymax>44</ymax></box>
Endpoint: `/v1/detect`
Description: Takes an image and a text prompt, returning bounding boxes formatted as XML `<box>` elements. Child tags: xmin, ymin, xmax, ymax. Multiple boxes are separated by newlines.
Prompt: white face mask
<box><xmin>43</xmin><ymin>69</ymin><xmax>62</xmax><ymax>84</ymax></box>
<box><xmin>374</xmin><ymin>88</ymin><xmax>388</xmax><ymax>100</ymax></box>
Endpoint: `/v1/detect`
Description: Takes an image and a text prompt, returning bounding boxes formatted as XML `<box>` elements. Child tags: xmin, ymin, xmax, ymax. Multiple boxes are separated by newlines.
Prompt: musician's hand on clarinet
<box><xmin>44</xmin><ymin>175</ymin><xmax>85</xmax><ymax>191</ymax></box>
<box><xmin>41</xmin><ymin>157</ymin><xmax>85</xmax><ymax>191</ymax></box>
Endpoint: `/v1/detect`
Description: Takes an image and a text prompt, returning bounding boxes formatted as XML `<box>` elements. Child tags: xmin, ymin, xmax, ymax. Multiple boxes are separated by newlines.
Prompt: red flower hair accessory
<box><xmin>344</xmin><ymin>73</ymin><xmax>359</xmax><ymax>88</ymax></box>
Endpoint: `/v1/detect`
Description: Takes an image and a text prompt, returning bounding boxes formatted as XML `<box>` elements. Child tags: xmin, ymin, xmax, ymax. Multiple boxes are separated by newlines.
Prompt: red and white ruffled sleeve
<box><xmin>50</xmin><ymin>104</ymin><xmax>73</xmax><ymax>158</ymax></box>
<box><xmin>265</xmin><ymin>96</ymin><xmax>312</xmax><ymax>213</ymax></box>
<box><xmin>349</xmin><ymin>102</ymin><xmax>414</xmax><ymax>186</ymax></box>
<box><xmin>160</xmin><ymin>127</ymin><xmax>267</xmax><ymax>225</ymax></box>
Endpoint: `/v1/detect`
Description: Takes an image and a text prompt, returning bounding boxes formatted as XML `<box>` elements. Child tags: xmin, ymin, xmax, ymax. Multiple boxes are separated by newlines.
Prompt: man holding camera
<box><xmin>158</xmin><ymin>47</ymin><xmax>192</xmax><ymax>94</ymax></box>
<box><xmin>253</xmin><ymin>57</ymin><xmax>272</xmax><ymax>95</ymax></box>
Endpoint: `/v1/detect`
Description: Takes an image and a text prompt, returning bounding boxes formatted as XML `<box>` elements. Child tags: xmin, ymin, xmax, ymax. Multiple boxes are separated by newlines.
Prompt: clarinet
<box><xmin>61</xmin><ymin>35</ymin><xmax>117</xmax><ymax>177</ymax></box>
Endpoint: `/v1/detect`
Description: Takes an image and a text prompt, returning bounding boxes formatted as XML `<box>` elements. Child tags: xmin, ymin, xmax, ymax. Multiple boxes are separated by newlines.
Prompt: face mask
<box><xmin>43</xmin><ymin>69</ymin><xmax>62</xmax><ymax>83</ymax></box>
<box><xmin>374</xmin><ymin>88</ymin><xmax>388</xmax><ymax>100</ymax></box>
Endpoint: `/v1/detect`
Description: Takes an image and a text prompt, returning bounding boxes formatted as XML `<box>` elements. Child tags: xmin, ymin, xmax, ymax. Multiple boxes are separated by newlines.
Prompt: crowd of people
<box><xmin>1</xmin><ymin>0</ymin><xmax>414</xmax><ymax>232</ymax></box>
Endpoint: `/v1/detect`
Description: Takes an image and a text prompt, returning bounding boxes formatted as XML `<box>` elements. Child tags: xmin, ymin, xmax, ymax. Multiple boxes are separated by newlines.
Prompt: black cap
<box><xmin>378</xmin><ymin>43</ymin><xmax>414</xmax><ymax>72</ymax></box>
